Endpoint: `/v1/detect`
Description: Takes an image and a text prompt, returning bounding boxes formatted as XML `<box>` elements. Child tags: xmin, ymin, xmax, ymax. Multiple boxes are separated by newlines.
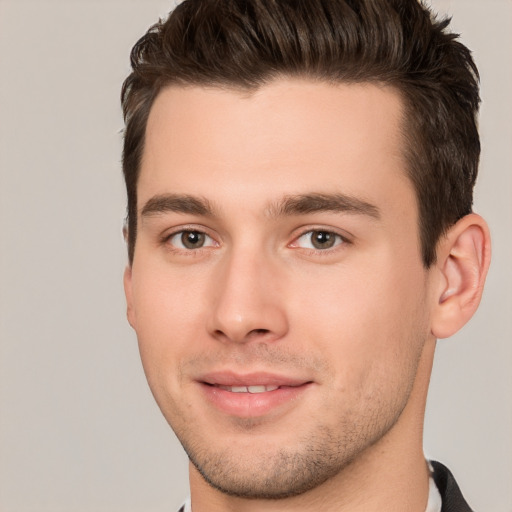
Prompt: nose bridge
<box><xmin>207</xmin><ymin>242</ymin><xmax>288</xmax><ymax>343</ymax></box>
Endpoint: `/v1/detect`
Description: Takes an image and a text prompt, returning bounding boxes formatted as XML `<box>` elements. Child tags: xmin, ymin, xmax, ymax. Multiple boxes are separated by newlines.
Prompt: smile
<box><xmin>198</xmin><ymin>373</ymin><xmax>313</xmax><ymax>418</ymax></box>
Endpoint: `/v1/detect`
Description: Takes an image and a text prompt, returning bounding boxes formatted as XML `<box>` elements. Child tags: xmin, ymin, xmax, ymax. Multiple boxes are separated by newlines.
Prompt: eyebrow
<box><xmin>140</xmin><ymin>194</ymin><xmax>215</xmax><ymax>218</ymax></box>
<box><xmin>269</xmin><ymin>193</ymin><xmax>381</xmax><ymax>220</ymax></box>
<box><xmin>139</xmin><ymin>191</ymin><xmax>380</xmax><ymax>221</ymax></box>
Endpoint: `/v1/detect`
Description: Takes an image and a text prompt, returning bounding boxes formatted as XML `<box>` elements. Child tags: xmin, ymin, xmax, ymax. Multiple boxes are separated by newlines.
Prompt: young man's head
<box><xmin>121</xmin><ymin>0</ymin><xmax>490</xmax><ymax>509</ymax></box>
<box><xmin>122</xmin><ymin>0</ymin><xmax>481</xmax><ymax>268</ymax></box>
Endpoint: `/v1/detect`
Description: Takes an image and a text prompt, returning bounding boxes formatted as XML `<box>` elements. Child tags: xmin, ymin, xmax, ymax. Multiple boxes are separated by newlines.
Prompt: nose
<box><xmin>206</xmin><ymin>249</ymin><xmax>289</xmax><ymax>344</ymax></box>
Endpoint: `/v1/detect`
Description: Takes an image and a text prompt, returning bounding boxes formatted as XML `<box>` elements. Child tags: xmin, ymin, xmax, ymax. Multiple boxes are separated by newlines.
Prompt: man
<box><xmin>121</xmin><ymin>1</ymin><xmax>491</xmax><ymax>511</ymax></box>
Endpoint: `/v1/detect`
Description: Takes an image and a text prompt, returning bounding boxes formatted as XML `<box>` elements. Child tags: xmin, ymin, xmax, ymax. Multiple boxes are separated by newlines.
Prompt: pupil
<box><xmin>182</xmin><ymin>231</ymin><xmax>205</xmax><ymax>249</ymax></box>
<box><xmin>312</xmin><ymin>231</ymin><xmax>335</xmax><ymax>249</ymax></box>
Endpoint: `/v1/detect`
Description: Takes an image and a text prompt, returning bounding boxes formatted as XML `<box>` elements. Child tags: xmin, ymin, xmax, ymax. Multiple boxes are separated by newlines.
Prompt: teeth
<box><xmin>218</xmin><ymin>385</ymin><xmax>279</xmax><ymax>393</ymax></box>
<box><xmin>248</xmin><ymin>385</ymin><xmax>277</xmax><ymax>393</ymax></box>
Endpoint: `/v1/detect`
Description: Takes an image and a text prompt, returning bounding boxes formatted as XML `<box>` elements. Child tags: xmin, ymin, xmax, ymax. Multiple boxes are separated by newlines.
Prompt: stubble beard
<box><xmin>175</xmin><ymin>404</ymin><xmax>406</xmax><ymax>500</ymax></box>
<box><xmin>161</xmin><ymin>330</ymin><xmax>427</xmax><ymax>500</ymax></box>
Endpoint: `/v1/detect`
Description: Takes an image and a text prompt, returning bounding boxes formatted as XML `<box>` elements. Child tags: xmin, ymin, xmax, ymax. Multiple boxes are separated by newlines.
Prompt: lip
<box><xmin>197</xmin><ymin>371</ymin><xmax>313</xmax><ymax>418</ymax></box>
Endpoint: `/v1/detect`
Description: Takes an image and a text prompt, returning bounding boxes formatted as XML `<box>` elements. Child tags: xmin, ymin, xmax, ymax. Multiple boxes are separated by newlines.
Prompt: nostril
<box><xmin>213</xmin><ymin>327</ymin><xmax>274</xmax><ymax>344</ymax></box>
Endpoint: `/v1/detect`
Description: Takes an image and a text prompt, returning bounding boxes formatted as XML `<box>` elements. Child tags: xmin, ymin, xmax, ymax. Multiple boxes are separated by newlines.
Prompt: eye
<box><xmin>293</xmin><ymin>230</ymin><xmax>345</xmax><ymax>250</ymax></box>
<box><xmin>167</xmin><ymin>230</ymin><xmax>216</xmax><ymax>250</ymax></box>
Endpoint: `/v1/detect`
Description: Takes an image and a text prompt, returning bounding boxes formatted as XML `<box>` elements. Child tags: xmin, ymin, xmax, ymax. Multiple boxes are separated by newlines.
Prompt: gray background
<box><xmin>0</xmin><ymin>0</ymin><xmax>510</xmax><ymax>511</ymax></box>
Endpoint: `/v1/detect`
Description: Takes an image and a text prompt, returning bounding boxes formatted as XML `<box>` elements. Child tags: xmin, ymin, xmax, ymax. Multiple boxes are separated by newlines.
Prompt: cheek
<box><xmin>130</xmin><ymin>263</ymin><xmax>206</xmax><ymax>377</ymax></box>
<box><xmin>289</xmin><ymin>255</ymin><xmax>429</xmax><ymax>384</ymax></box>
<box><xmin>129</xmin><ymin>266</ymin><xmax>206</xmax><ymax>422</ymax></box>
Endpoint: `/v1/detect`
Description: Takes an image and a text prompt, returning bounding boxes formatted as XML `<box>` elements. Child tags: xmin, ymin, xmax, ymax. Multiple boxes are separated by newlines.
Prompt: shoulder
<box><xmin>430</xmin><ymin>460</ymin><xmax>475</xmax><ymax>512</ymax></box>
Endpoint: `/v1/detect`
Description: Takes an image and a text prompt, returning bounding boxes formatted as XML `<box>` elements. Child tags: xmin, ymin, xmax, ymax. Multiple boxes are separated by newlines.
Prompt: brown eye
<box><xmin>294</xmin><ymin>230</ymin><xmax>344</xmax><ymax>250</ymax></box>
<box><xmin>310</xmin><ymin>231</ymin><xmax>337</xmax><ymax>249</ymax></box>
<box><xmin>168</xmin><ymin>230</ymin><xmax>216</xmax><ymax>250</ymax></box>
<box><xmin>181</xmin><ymin>231</ymin><xmax>206</xmax><ymax>249</ymax></box>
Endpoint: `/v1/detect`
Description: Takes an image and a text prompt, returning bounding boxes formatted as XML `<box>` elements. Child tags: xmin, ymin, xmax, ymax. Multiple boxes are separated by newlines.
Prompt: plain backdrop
<box><xmin>0</xmin><ymin>1</ymin><xmax>510</xmax><ymax>511</ymax></box>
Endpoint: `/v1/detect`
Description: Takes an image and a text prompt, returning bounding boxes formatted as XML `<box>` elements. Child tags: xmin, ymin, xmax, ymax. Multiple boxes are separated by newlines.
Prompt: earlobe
<box><xmin>123</xmin><ymin>265</ymin><xmax>137</xmax><ymax>330</ymax></box>
<box><xmin>431</xmin><ymin>214</ymin><xmax>491</xmax><ymax>339</ymax></box>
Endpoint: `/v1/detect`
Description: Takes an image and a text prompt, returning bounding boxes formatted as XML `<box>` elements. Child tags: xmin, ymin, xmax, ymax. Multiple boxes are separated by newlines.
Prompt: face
<box><xmin>125</xmin><ymin>79</ymin><xmax>434</xmax><ymax>498</ymax></box>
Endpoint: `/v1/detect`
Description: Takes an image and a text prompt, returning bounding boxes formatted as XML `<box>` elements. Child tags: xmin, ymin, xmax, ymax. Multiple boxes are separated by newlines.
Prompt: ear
<box><xmin>123</xmin><ymin>265</ymin><xmax>137</xmax><ymax>330</ymax></box>
<box><xmin>430</xmin><ymin>213</ymin><xmax>491</xmax><ymax>339</ymax></box>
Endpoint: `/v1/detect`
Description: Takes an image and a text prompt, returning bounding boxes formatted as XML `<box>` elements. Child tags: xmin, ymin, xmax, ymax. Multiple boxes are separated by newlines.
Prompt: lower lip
<box><xmin>199</xmin><ymin>383</ymin><xmax>312</xmax><ymax>418</ymax></box>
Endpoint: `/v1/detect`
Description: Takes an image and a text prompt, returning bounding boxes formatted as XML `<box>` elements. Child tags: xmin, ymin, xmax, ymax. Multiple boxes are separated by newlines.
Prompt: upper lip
<box><xmin>198</xmin><ymin>371</ymin><xmax>312</xmax><ymax>388</ymax></box>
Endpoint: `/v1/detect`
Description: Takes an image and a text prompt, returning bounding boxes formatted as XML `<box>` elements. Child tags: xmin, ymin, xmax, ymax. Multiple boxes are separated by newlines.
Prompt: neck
<box><xmin>189</xmin><ymin>338</ymin><xmax>436</xmax><ymax>512</ymax></box>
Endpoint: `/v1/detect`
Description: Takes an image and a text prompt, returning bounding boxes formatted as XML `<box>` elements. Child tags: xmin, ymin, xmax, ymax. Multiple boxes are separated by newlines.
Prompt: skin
<box><xmin>124</xmin><ymin>79</ymin><xmax>490</xmax><ymax>512</ymax></box>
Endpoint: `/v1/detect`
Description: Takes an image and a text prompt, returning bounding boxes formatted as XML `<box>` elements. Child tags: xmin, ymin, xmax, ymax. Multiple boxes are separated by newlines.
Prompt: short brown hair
<box><xmin>121</xmin><ymin>0</ymin><xmax>480</xmax><ymax>267</ymax></box>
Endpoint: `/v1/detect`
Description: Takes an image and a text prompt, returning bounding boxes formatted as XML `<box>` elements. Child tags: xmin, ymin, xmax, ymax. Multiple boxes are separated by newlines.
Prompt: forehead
<box><xmin>140</xmin><ymin>79</ymin><xmax>413</xmax><ymax>216</ymax></box>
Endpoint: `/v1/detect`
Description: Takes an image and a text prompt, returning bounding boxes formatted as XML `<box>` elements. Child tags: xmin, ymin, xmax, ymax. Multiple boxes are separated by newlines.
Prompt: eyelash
<box><xmin>160</xmin><ymin>227</ymin><xmax>351</xmax><ymax>255</ymax></box>
<box><xmin>161</xmin><ymin>226</ymin><xmax>218</xmax><ymax>254</ymax></box>
<box><xmin>289</xmin><ymin>228</ymin><xmax>351</xmax><ymax>255</ymax></box>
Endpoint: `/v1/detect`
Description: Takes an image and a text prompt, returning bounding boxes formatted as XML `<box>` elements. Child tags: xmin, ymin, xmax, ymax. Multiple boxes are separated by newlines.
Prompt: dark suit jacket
<box><xmin>177</xmin><ymin>460</ymin><xmax>474</xmax><ymax>512</ymax></box>
<box><xmin>431</xmin><ymin>460</ymin><xmax>474</xmax><ymax>512</ymax></box>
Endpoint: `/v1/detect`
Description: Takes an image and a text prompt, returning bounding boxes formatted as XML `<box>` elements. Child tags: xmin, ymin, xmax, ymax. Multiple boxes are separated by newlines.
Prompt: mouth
<box><xmin>197</xmin><ymin>372</ymin><xmax>313</xmax><ymax>418</ymax></box>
